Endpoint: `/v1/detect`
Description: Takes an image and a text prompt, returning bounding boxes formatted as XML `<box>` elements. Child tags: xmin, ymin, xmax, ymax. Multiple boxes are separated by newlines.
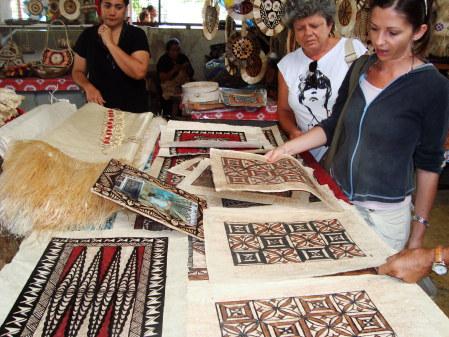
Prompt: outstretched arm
<box><xmin>72</xmin><ymin>54</ymin><xmax>105</xmax><ymax>105</ymax></box>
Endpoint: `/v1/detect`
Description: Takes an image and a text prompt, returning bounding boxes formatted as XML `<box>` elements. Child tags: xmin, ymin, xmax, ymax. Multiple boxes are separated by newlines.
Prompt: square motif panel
<box><xmin>221</xmin><ymin>157</ymin><xmax>308</xmax><ymax>186</ymax></box>
<box><xmin>215</xmin><ymin>291</ymin><xmax>397</xmax><ymax>337</ymax></box>
<box><xmin>224</xmin><ymin>220</ymin><xmax>366</xmax><ymax>266</ymax></box>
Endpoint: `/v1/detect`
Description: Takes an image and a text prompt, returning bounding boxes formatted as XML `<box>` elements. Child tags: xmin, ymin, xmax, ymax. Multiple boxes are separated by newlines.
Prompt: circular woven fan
<box><xmin>203</xmin><ymin>0</ymin><xmax>220</xmax><ymax>40</ymax></box>
<box><xmin>253</xmin><ymin>0</ymin><xmax>286</xmax><ymax>36</ymax></box>
<box><xmin>241</xmin><ymin>50</ymin><xmax>267</xmax><ymax>84</ymax></box>
<box><xmin>226</xmin><ymin>30</ymin><xmax>260</xmax><ymax>67</ymax></box>
<box><xmin>59</xmin><ymin>0</ymin><xmax>81</xmax><ymax>21</ymax></box>
<box><xmin>335</xmin><ymin>0</ymin><xmax>357</xmax><ymax>37</ymax></box>
<box><xmin>25</xmin><ymin>0</ymin><xmax>46</xmax><ymax>19</ymax></box>
<box><xmin>353</xmin><ymin>7</ymin><xmax>369</xmax><ymax>43</ymax></box>
<box><xmin>226</xmin><ymin>0</ymin><xmax>254</xmax><ymax>20</ymax></box>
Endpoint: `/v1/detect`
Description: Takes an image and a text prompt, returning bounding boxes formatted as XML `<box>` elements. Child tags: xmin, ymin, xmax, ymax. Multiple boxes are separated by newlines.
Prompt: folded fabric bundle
<box><xmin>0</xmin><ymin>103</ymin><xmax>153</xmax><ymax>235</ymax></box>
<box><xmin>159</xmin><ymin>120</ymin><xmax>272</xmax><ymax>149</ymax></box>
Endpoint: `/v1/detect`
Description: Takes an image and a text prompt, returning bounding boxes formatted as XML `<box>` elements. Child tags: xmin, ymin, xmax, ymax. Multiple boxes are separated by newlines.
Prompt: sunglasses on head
<box><xmin>308</xmin><ymin>60</ymin><xmax>318</xmax><ymax>88</ymax></box>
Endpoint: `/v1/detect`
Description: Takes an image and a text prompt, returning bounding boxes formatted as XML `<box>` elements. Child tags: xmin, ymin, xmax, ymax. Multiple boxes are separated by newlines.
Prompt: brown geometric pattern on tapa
<box><xmin>158</xmin><ymin>156</ymin><xmax>188</xmax><ymax>186</ymax></box>
<box><xmin>188</xmin><ymin>236</ymin><xmax>209</xmax><ymax>281</ymax></box>
<box><xmin>0</xmin><ymin>237</ymin><xmax>169</xmax><ymax>337</ymax></box>
<box><xmin>224</xmin><ymin>219</ymin><xmax>366</xmax><ymax>265</ymax></box>
<box><xmin>221</xmin><ymin>157</ymin><xmax>308</xmax><ymax>185</ymax></box>
<box><xmin>215</xmin><ymin>290</ymin><xmax>397</xmax><ymax>337</ymax></box>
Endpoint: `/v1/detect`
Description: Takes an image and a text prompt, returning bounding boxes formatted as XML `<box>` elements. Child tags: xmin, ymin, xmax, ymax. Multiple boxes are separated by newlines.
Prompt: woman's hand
<box><xmin>85</xmin><ymin>85</ymin><xmax>105</xmax><ymax>105</ymax></box>
<box><xmin>98</xmin><ymin>24</ymin><xmax>114</xmax><ymax>48</ymax></box>
<box><xmin>264</xmin><ymin>146</ymin><xmax>289</xmax><ymax>163</ymax></box>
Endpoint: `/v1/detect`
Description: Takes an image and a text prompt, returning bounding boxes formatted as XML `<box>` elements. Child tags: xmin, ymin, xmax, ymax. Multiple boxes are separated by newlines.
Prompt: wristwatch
<box><xmin>432</xmin><ymin>246</ymin><xmax>448</xmax><ymax>276</ymax></box>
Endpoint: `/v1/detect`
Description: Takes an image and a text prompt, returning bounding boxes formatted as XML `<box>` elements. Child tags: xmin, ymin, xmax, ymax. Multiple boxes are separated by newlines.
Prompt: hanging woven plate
<box><xmin>59</xmin><ymin>0</ymin><xmax>81</xmax><ymax>21</ymax></box>
<box><xmin>335</xmin><ymin>0</ymin><xmax>357</xmax><ymax>37</ymax></box>
<box><xmin>241</xmin><ymin>50</ymin><xmax>267</xmax><ymax>84</ymax></box>
<box><xmin>226</xmin><ymin>30</ymin><xmax>260</xmax><ymax>67</ymax></box>
<box><xmin>202</xmin><ymin>0</ymin><xmax>220</xmax><ymax>40</ymax></box>
<box><xmin>226</xmin><ymin>0</ymin><xmax>254</xmax><ymax>20</ymax></box>
<box><xmin>252</xmin><ymin>0</ymin><xmax>286</xmax><ymax>36</ymax></box>
<box><xmin>24</xmin><ymin>0</ymin><xmax>46</xmax><ymax>20</ymax></box>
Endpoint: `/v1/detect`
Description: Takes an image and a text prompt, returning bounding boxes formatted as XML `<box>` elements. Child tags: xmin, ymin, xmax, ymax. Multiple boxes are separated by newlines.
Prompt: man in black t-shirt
<box><xmin>72</xmin><ymin>0</ymin><xmax>150</xmax><ymax>113</ymax></box>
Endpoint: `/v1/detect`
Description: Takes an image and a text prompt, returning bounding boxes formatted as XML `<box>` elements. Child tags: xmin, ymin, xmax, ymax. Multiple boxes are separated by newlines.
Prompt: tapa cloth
<box><xmin>203</xmin><ymin>206</ymin><xmax>394</xmax><ymax>282</ymax></box>
<box><xmin>159</xmin><ymin>120</ymin><xmax>272</xmax><ymax>149</ymax></box>
<box><xmin>40</xmin><ymin>102</ymin><xmax>153</xmax><ymax>163</ymax></box>
<box><xmin>187</xmin><ymin>275</ymin><xmax>449</xmax><ymax>337</ymax></box>
<box><xmin>210</xmin><ymin>149</ymin><xmax>343</xmax><ymax>211</ymax></box>
<box><xmin>177</xmin><ymin>158</ymin><xmax>313</xmax><ymax>208</ymax></box>
<box><xmin>0</xmin><ymin>101</ymin><xmax>77</xmax><ymax>157</ymax></box>
<box><xmin>0</xmin><ymin>229</ymin><xmax>188</xmax><ymax>337</ymax></box>
<box><xmin>0</xmin><ymin>103</ymin><xmax>153</xmax><ymax>235</ymax></box>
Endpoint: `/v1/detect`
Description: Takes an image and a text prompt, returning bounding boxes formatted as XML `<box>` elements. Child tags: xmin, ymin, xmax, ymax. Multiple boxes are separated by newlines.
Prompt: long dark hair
<box><xmin>369</xmin><ymin>0</ymin><xmax>434</xmax><ymax>56</ymax></box>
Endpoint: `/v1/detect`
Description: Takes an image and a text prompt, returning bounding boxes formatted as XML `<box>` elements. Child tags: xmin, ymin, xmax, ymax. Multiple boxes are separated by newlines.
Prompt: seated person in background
<box><xmin>147</xmin><ymin>5</ymin><xmax>158</xmax><ymax>26</ymax></box>
<box><xmin>277</xmin><ymin>0</ymin><xmax>366</xmax><ymax>160</ymax></box>
<box><xmin>138</xmin><ymin>8</ymin><xmax>149</xmax><ymax>23</ymax></box>
<box><xmin>156</xmin><ymin>38</ymin><xmax>194</xmax><ymax>117</ymax></box>
<box><xmin>72</xmin><ymin>0</ymin><xmax>150</xmax><ymax>113</ymax></box>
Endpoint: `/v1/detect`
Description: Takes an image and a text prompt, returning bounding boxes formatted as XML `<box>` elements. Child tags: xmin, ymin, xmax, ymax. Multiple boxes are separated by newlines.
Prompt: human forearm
<box><xmin>265</xmin><ymin>126</ymin><xmax>327</xmax><ymax>162</ymax></box>
<box><xmin>407</xmin><ymin>169</ymin><xmax>439</xmax><ymax>248</ymax></box>
<box><xmin>72</xmin><ymin>69</ymin><xmax>94</xmax><ymax>91</ymax></box>
<box><xmin>278</xmin><ymin>107</ymin><xmax>301</xmax><ymax>138</ymax></box>
<box><xmin>107</xmin><ymin>44</ymin><xmax>148</xmax><ymax>79</ymax></box>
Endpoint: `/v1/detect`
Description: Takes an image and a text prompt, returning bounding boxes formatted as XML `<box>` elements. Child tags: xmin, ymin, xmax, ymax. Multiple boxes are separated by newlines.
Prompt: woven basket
<box><xmin>32</xmin><ymin>64</ymin><xmax>70</xmax><ymax>78</ymax></box>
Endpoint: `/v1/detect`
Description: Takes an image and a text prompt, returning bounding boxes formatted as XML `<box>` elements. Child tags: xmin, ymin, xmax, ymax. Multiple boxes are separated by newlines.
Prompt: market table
<box><xmin>0</xmin><ymin>76</ymin><xmax>85</xmax><ymax>111</ymax></box>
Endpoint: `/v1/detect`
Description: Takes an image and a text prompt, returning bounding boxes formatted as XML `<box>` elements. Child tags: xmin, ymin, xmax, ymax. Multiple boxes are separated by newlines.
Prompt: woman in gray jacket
<box><xmin>267</xmin><ymin>0</ymin><xmax>449</xmax><ymax>251</ymax></box>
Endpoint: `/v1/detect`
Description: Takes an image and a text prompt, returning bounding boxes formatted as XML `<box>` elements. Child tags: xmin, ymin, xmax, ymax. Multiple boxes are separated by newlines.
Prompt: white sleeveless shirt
<box><xmin>278</xmin><ymin>38</ymin><xmax>366</xmax><ymax>160</ymax></box>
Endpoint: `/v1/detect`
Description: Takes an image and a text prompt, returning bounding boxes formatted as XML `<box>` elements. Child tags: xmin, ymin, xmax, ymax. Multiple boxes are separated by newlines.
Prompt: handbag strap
<box><xmin>321</xmin><ymin>54</ymin><xmax>370</xmax><ymax>170</ymax></box>
<box><xmin>45</xmin><ymin>19</ymin><xmax>71</xmax><ymax>50</ymax></box>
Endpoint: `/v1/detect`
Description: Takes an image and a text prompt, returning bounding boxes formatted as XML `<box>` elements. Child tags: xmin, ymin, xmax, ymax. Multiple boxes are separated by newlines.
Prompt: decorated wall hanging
<box><xmin>335</xmin><ymin>0</ymin><xmax>358</xmax><ymax>37</ymax></box>
<box><xmin>203</xmin><ymin>0</ymin><xmax>220</xmax><ymax>40</ymax></box>
<box><xmin>59</xmin><ymin>0</ymin><xmax>81</xmax><ymax>21</ymax></box>
<box><xmin>225</xmin><ymin>0</ymin><xmax>254</xmax><ymax>20</ymax></box>
<box><xmin>24</xmin><ymin>0</ymin><xmax>47</xmax><ymax>20</ymax></box>
<box><xmin>241</xmin><ymin>50</ymin><xmax>268</xmax><ymax>84</ymax></box>
<box><xmin>226</xmin><ymin>28</ymin><xmax>260</xmax><ymax>67</ymax></box>
<box><xmin>252</xmin><ymin>0</ymin><xmax>287</xmax><ymax>36</ymax></box>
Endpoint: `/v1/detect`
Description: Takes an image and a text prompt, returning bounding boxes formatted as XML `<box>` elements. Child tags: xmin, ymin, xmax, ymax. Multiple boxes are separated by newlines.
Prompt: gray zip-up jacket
<box><xmin>320</xmin><ymin>56</ymin><xmax>449</xmax><ymax>203</ymax></box>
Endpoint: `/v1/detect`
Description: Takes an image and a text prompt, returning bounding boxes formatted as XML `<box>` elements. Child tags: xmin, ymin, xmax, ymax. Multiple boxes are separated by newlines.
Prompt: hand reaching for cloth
<box><xmin>378</xmin><ymin>248</ymin><xmax>434</xmax><ymax>283</ymax></box>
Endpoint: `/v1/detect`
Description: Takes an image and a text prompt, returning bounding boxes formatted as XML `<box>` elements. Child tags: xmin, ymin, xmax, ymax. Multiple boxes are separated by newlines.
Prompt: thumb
<box><xmin>377</xmin><ymin>259</ymin><xmax>393</xmax><ymax>276</ymax></box>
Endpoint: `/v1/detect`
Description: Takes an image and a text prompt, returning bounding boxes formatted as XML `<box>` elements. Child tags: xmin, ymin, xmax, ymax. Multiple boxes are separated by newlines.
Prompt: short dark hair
<box><xmin>147</xmin><ymin>5</ymin><xmax>155</xmax><ymax>11</ymax></box>
<box><xmin>166</xmin><ymin>38</ymin><xmax>180</xmax><ymax>51</ymax></box>
<box><xmin>369</xmin><ymin>0</ymin><xmax>434</xmax><ymax>55</ymax></box>
<box><xmin>285</xmin><ymin>0</ymin><xmax>336</xmax><ymax>29</ymax></box>
<box><xmin>100</xmin><ymin>0</ymin><xmax>129</xmax><ymax>5</ymax></box>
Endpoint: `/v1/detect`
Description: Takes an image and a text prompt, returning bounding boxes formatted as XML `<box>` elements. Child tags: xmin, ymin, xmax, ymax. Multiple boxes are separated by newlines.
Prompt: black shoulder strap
<box><xmin>321</xmin><ymin>55</ymin><xmax>370</xmax><ymax>171</ymax></box>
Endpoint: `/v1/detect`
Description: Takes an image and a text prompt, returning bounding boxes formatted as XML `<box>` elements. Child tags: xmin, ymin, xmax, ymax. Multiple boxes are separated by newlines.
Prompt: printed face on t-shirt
<box><xmin>298</xmin><ymin>69</ymin><xmax>332</xmax><ymax>128</ymax></box>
